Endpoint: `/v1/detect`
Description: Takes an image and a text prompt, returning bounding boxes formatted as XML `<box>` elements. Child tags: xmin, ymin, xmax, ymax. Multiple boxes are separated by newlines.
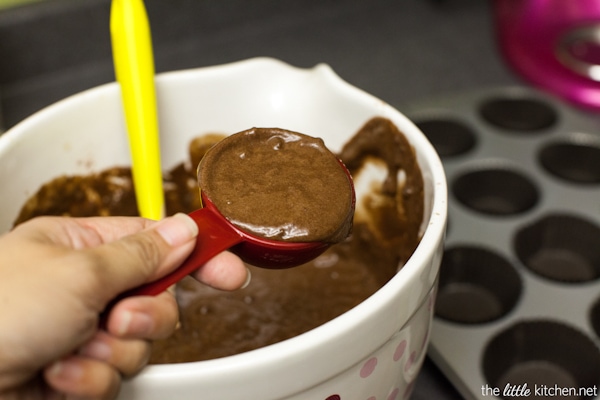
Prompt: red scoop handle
<box><xmin>123</xmin><ymin>208</ymin><xmax>244</xmax><ymax>297</ymax></box>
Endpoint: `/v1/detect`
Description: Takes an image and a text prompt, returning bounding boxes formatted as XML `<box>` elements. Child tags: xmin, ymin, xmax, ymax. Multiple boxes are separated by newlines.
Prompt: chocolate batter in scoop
<box><xmin>198</xmin><ymin>127</ymin><xmax>354</xmax><ymax>243</ymax></box>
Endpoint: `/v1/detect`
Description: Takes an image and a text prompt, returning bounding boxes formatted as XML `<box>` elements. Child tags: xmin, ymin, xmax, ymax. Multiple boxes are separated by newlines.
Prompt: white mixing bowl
<box><xmin>0</xmin><ymin>58</ymin><xmax>446</xmax><ymax>400</ymax></box>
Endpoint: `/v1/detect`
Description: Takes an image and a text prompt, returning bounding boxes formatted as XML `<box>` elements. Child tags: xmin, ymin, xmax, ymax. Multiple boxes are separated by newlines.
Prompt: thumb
<box><xmin>84</xmin><ymin>213</ymin><xmax>198</xmax><ymax>303</ymax></box>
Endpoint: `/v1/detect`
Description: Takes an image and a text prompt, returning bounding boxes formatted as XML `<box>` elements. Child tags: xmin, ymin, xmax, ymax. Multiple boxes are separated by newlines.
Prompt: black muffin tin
<box><xmin>404</xmin><ymin>87</ymin><xmax>600</xmax><ymax>399</ymax></box>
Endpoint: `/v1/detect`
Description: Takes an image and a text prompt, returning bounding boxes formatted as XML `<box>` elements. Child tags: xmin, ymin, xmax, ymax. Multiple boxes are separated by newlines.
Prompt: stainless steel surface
<box><xmin>405</xmin><ymin>87</ymin><xmax>600</xmax><ymax>400</ymax></box>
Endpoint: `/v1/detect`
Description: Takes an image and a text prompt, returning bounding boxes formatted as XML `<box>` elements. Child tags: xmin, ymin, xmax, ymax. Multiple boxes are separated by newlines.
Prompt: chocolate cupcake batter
<box><xmin>340</xmin><ymin>117</ymin><xmax>424</xmax><ymax>265</ymax></box>
<box><xmin>199</xmin><ymin>127</ymin><xmax>354</xmax><ymax>243</ymax></box>
<box><xmin>14</xmin><ymin>117</ymin><xmax>424</xmax><ymax>364</ymax></box>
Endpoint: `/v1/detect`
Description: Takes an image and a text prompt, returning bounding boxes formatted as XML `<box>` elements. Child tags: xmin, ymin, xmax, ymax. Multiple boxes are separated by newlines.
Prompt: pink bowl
<box><xmin>494</xmin><ymin>0</ymin><xmax>600</xmax><ymax>112</ymax></box>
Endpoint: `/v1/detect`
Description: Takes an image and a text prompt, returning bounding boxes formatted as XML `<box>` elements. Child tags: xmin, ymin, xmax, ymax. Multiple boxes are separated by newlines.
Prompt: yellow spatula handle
<box><xmin>111</xmin><ymin>0</ymin><xmax>164</xmax><ymax>219</ymax></box>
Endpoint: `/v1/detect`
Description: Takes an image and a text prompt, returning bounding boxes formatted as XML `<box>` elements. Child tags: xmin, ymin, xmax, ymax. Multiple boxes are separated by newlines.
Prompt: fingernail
<box><xmin>79</xmin><ymin>339</ymin><xmax>111</xmax><ymax>361</ymax></box>
<box><xmin>241</xmin><ymin>267</ymin><xmax>252</xmax><ymax>289</ymax></box>
<box><xmin>47</xmin><ymin>359</ymin><xmax>83</xmax><ymax>380</ymax></box>
<box><xmin>154</xmin><ymin>213</ymin><xmax>198</xmax><ymax>247</ymax></box>
<box><xmin>117</xmin><ymin>310</ymin><xmax>154</xmax><ymax>336</ymax></box>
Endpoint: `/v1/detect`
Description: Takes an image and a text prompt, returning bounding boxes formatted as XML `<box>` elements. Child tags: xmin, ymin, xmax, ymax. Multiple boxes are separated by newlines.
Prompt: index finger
<box><xmin>11</xmin><ymin>216</ymin><xmax>157</xmax><ymax>250</ymax></box>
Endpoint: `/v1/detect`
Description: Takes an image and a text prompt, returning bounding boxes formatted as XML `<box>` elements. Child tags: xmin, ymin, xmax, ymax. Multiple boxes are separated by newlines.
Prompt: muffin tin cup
<box><xmin>436</xmin><ymin>246</ymin><xmax>522</xmax><ymax>324</ymax></box>
<box><xmin>483</xmin><ymin>320</ymin><xmax>600</xmax><ymax>399</ymax></box>
<box><xmin>405</xmin><ymin>87</ymin><xmax>600</xmax><ymax>399</ymax></box>
<box><xmin>592</xmin><ymin>297</ymin><xmax>600</xmax><ymax>341</ymax></box>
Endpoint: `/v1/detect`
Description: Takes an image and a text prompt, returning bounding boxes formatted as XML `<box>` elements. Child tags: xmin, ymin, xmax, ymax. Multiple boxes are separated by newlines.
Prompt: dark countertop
<box><xmin>0</xmin><ymin>0</ymin><xmax>517</xmax><ymax>130</ymax></box>
<box><xmin>0</xmin><ymin>1</ymin><xmax>519</xmax><ymax>398</ymax></box>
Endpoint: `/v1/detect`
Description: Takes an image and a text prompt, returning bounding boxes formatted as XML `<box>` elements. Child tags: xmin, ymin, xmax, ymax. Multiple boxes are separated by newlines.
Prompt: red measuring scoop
<box><xmin>119</xmin><ymin>159</ymin><xmax>355</xmax><ymax>298</ymax></box>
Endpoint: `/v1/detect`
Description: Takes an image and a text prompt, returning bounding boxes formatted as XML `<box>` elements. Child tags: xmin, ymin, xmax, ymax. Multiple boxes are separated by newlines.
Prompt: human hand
<box><xmin>0</xmin><ymin>214</ymin><xmax>248</xmax><ymax>399</ymax></box>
